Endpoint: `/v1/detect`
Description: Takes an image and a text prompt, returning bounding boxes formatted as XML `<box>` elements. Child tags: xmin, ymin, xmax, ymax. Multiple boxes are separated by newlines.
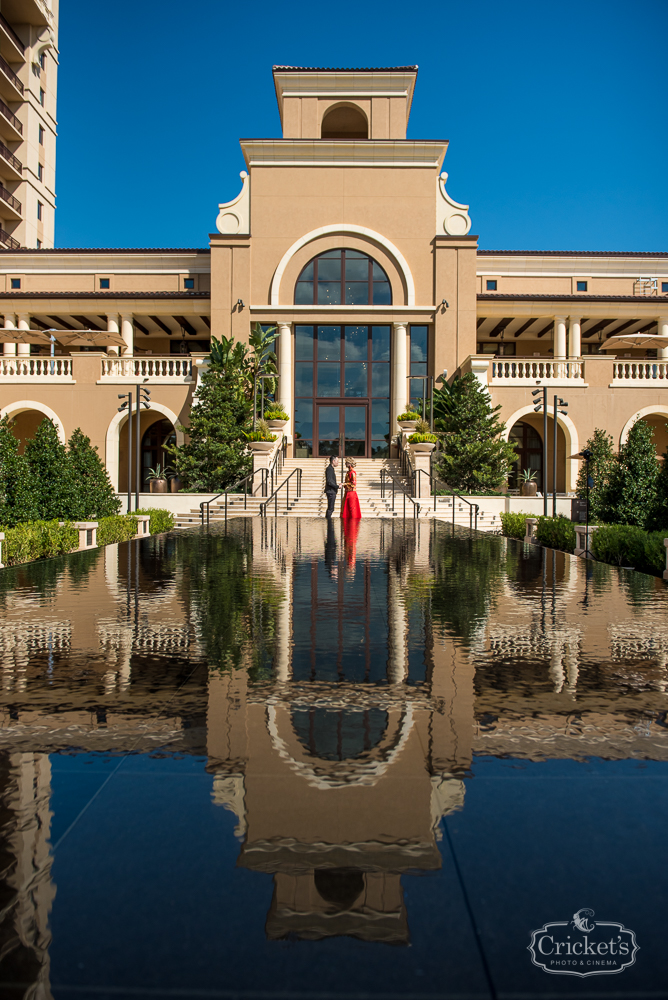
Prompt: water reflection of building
<box><xmin>207</xmin><ymin>519</ymin><xmax>471</xmax><ymax>945</ymax></box>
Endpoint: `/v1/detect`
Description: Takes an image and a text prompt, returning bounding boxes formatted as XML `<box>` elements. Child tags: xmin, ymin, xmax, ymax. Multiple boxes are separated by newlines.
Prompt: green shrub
<box><xmin>97</xmin><ymin>514</ymin><xmax>139</xmax><ymax>546</ymax></box>
<box><xmin>591</xmin><ymin>524</ymin><xmax>667</xmax><ymax>576</ymax></box>
<box><xmin>535</xmin><ymin>515</ymin><xmax>576</xmax><ymax>553</ymax></box>
<box><xmin>397</xmin><ymin>411</ymin><xmax>420</xmax><ymax>421</ymax></box>
<box><xmin>263</xmin><ymin>408</ymin><xmax>288</xmax><ymax>421</ymax></box>
<box><xmin>500</xmin><ymin>511</ymin><xmax>530</xmax><ymax>540</ymax></box>
<box><xmin>407</xmin><ymin>432</ymin><xmax>438</xmax><ymax>444</ymax></box>
<box><xmin>135</xmin><ymin>508</ymin><xmax>175</xmax><ymax>534</ymax></box>
<box><xmin>1</xmin><ymin>520</ymin><xmax>78</xmax><ymax>566</ymax></box>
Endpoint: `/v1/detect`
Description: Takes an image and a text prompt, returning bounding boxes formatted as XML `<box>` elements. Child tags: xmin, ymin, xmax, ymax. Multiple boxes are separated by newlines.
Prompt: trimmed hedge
<box><xmin>1</xmin><ymin>520</ymin><xmax>78</xmax><ymax>566</ymax></box>
<box><xmin>97</xmin><ymin>514</ymin><xmax>139</xmax><ymax>546</ymax></box>
<box><xmin>134</xmin><ymin>508</ymin><xmax>175</xmax><ymax>534</ymax></box>
<box><xmin>535</xmin><ymin>515</ymin><xmax>576</xmax><ymax>554</ymax></box>
<box><xmin>499</xmin><ymin>511</ymin><xmax>530</xmax><ymax>540</ymax></box>
<box><xmin>591</xmin><ymin>524</ymin><xmax>667</xmax><ymax>577</ymax></box>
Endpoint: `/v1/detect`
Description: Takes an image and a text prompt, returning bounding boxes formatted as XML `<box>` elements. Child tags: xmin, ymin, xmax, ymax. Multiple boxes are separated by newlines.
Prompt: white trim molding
<box><xmin>0</xmin><ymin>400</ymin><xmax>65</xmax><ymax>443</ymax></box>
<box><xmin>270</xmin><ymin>224</ymin><xmax>416</xmax><ymax>307</ymax></box>
<box><xmin>502</xmin><ymin>403</ymin><xmax>580</xmax><ymax>493</ymax></box>
<box><xmin>105</xmin><ymin>403</ymin><xmax>184</xmax><ymax>492</ymax></box>
<box><xmin>215</xmin><ymin>171</ymin><xmax>250</xmax><ymax>236</ymax></box>
<box><xmin>437</xmin><ymin>172</ymin><xmax>471</xmax><ymax>236</ymax></box>
<box><xmin>619</xmin><ymin>405</ymin><xmax>668</xmax><ymax>446</ymax></box>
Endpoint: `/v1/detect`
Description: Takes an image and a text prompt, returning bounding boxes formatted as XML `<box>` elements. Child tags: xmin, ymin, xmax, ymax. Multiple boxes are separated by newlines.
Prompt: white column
<box><xmin>106</xmin><ymin>314</ymin><xmax>120</xmax><ymax>356</ymax></box>
<box><xmin>392</xmin><ymin>322</ymin><xmax>408</xmax><ymax>430</ymax></box>
<box><xmin>568</xmin><ymin>316</ymin><xmax>581</xmax><ymax>359</ymax></box>
<box><xmin>120</xmin><ymin>313</ymin><xmax>134</xmax><ymax>358</ymax></box>
<box><xmin>659</xmin><ymin>317</ymin><xmax>668</xmax><ymax>360</ymax></box>
<box><xmin>17</xmin><ymin>314</ymin><xmax>30</xmax><ymax>356</ymax></box>
<box><xmin>554</xmin><ymin>316</ymin><xmax>567</xmax><ymax>360</ymax></box>
<box><xmin>3</xmin><ymin>314</ymin><xmax>16</xmax><ymax>355</ymax></box>
<box><xmin>387</xmin><ymin>566</ymin><xmax>407</xmax><ymax>684</ymax></box>
<box><xmin>277</xmin><ymin>322</ymin><xmax>292</xmax><ymax>441</ymax></box>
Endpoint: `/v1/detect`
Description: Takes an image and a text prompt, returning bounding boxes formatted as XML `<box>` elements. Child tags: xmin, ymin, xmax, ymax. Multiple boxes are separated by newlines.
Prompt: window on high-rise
<box><xmin>39</xmin><ymin>88</ymin><xmax>45</xmax><ymax>106</ymax></box>
<box><xmin>37</xmin><ymin>163</ymin><xmax>43</xmax><ymax>181</ymax></box>
<box><xmin>38</xmin><ymin>125</ymin><xmax>44</xmax><ymax>144</ymax></box>
<box><xmin>99</xmin><ymin>278</ymin><xmax>110</xmax><ymax>289</ymax></box>
<box><xmin>577</xmin><ymin>280</ymin><xmax>588</xmax><ymax>292</ymax></box>
<box><xmin>662</xmin><ymin>282</ymin><xmax>668</xmax><ymax>293</ymax></box>
<box><xmin>11</xmin><ymin>278</ymin><xmax>20</xmax><ymax>289</ymax></box>
<box><xmin>37</xmin><ymin>201</ymin><xmax>43</xmax><ymax>221</ymax></box>
<box><xmin>184</xmin><ymin>278</ymin><xmax>195</xmax><ymax>289</ymax></box>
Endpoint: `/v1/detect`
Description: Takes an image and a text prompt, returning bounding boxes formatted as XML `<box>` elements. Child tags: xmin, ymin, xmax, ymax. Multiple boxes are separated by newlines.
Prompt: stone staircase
<box><xmin>173</xmin><ymin>457</ymin><xmax>501</xmax><ymax>529</ymax></box>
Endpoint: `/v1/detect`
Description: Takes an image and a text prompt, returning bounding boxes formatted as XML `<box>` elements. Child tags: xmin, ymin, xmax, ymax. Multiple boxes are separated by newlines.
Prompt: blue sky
<box><xmin>55</xmin><ymin>0</ymin><xmax>667</xmax><ymax>251</ymax></box>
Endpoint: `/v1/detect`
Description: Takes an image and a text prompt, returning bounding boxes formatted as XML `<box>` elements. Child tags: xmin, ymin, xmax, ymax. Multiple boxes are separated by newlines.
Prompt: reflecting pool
<box><xmin>0</xmin><ymin>518</ymin><xmax>667</xmax><ymax>999</ymax></box>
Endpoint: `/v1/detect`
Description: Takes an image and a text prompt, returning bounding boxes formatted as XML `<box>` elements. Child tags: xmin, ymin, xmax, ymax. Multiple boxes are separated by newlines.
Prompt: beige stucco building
<box><xmin>0</xmin><ymin>64</ymin><xmax>667</xmax><ymax>495</ymax></box>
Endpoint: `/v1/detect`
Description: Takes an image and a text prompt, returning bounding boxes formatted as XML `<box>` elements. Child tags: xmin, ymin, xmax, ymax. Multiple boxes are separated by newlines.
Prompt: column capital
<box><xmin>393</xmin><ymin>320</ymin><xmax>407</xmax><ymax>331</ymax></box>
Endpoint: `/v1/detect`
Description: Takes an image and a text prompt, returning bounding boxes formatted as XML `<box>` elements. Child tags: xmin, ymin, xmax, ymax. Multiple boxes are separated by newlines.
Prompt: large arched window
<box><xmin>321</xmin><ymin>104</ymin><xmax>368</xmax><ymax>139</ymax></box>
<box><xmin>294</xmin><ymin>249</ymin><xmax>392</xmax><ymax>306</ymax></box>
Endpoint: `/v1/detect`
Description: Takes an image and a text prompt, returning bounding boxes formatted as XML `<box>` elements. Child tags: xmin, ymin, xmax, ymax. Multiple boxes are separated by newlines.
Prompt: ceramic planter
<box><xmin>170</xmin><ymin>476</ymin><xmax>182</xmax><ymax>493</ymax></box>
<box><xmin>247</xmin><ymin>440</ymin><xmax>275</xmax><ymax>453</ymax></box>
<box><xmin>398</xmin><ymin>420</ymin><xmax>418</xmax><ymax>431</ymax></box>
<box><xmin>266</xmin><ymin>418</ymin><xmax>288</xmax><ymax>430</ymax></box>
<box><xmin>409</xmin><ymin>441</ymin><xmax>436</xmax><ymax>453</ymax></box>
<box><xmin>520</xmin><ymin>481</ymin><xmax>538</xmax><ymax>497</ymax></box>
<box><xmin>149</xmin><ymin>478</ymin><xmax>168</xmax><ymax>494</ymax></box>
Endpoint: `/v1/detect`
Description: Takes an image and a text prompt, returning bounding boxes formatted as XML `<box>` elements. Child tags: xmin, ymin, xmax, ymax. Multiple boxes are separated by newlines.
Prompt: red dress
<box><xmin>341</xmin><ymin>469</ymin><xmax>362</xmax><ymax>519</ymax></box>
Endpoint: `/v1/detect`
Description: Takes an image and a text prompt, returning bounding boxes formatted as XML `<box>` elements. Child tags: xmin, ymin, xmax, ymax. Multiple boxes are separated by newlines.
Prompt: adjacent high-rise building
<box><xmin>0</xmin><ymin>0</ymin><xmax>58</xmax><ymax>249</ymax></box>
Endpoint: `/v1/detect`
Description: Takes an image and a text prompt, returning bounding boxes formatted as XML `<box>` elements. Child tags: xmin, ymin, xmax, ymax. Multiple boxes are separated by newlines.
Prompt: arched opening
<box><xmin>295</xmin><ymin>248</ymin><xmax>391</xmax><ymax>306</ymax></box>
<box><xmin>321</xmin><ymin>104</ymin><xmax>368</xmax><ymax>139</ymax></box>
<box><xmin>117</xmin><ymin>413</ymin><xmax>177</xmax><ymax>493</ymax></box>
<box><xmin>141</xmin><ymin>418</ymin><xmax>176</xmax><ymax>488</ymax></box>
<box><xmin>291</xmin><ymin>706</ymin><xmax>388</xmax><ymax>761</ymax></box>
<box><xmin>314</xmin><ymin>869</ymin><xmax>365</xmax><ymax>911</ymax></box>
<box><xmin>508</xmin><ymin>417</ymin><xmax>567</xmax><ymax>493</ymax></box>
<box><xmin>5</xmin><ymin>410</ymin><xmax>51</xmax><ymax>453</ymax></box>
<box><xmin>638</xmin><ymin>415</ymin><xmax>668</xmax><ymax>460</ymax></box>
<box><xmin>0</xmin><ymin>401</ymin><xmax>65</xmax><ymax>446</ymax></box>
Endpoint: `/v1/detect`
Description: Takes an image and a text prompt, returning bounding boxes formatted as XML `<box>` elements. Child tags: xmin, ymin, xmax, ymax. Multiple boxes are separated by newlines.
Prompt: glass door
<box><xmin>317</xmin><ymin>404</ymin><xmax>368</xmax><ymax>457</ymax></box>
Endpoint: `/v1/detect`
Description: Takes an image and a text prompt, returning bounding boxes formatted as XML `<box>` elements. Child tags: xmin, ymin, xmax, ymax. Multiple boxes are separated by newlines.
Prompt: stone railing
<box><xmin>612</xmin><ymin>361</ymin><xmax>668</xmax><ymax>383</ymax></box>
<box><xmin>491</xmin><ymin>359</ymin><xmax>585</xmax><ymax>383</ymax></box>
<box><xmin>100</xmin><ymin>357</ymin><xmax>193</xmax><ymax>382</ymax></box>
<box><xmin>0</xmin><ymin>357</ymin><xmax>73</xmax><ymax>379</ymax></box>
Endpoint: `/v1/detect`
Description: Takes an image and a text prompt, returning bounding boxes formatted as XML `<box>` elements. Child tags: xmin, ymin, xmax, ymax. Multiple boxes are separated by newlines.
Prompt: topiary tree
<box><xmin>171</xmin><ymin>335</ymin><xmax>253</xmax><ymax>491</ymax></box>
<box><xmin>24</xmin><ymin>418</ymin><xmax>77</xmax><ymax>520</ymax></box>
<box><xmin>435</xmin><ymin>372</ymin><xmax>518</xmax><ymax>492</ymax></box>
<box><xmin>598</xmin><ymin>419</ymin><xmax>659</xmax><ymax>529</ymax></box>
<box><xmin>649</xmin><ymin>430</ymin><xmax>668</xmax><ymax>530</ymax></box>
<box><xmin>0</xmin><ymin>416</ymin><xmax>40</xmax><ymax>526</ymax></box>
<box><xmin>66</xmin><ymin>428</ymin><xmax>121</xmax><ymax>519</ymax></box>
<box><xmin>575</xmin><ymin>427</ymin><xmax>615</xmax><ymax>521</ymax></box>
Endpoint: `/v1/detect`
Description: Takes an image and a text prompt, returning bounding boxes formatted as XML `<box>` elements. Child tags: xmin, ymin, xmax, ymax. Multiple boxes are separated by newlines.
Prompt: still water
<box><xmin>0</xmin><ymin>518</ymin><xmax>667</xmax><ymax>999</ymax></box>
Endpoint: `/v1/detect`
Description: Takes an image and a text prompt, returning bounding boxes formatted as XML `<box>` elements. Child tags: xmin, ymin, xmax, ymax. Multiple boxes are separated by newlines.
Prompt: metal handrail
<box><xmin>0</xmin><ymin>53</ymin><xmax>23</xmax><ymax>95</ymax></box>
<box><xmin>412</xmin><ymin>468</ymin><xmax>479</xmax><ymax>530</ymax></box>
<box><xmin>199</xmin><ymin>468</ymin><xmax>267</xmax><ymax>526</ymax></box>
<box><xmin>0</xmin><ymin>182</ymin><xmax>20</xmax><ymax>212</ymax></box>
<box><xmin>0</xmin><ymin>226</ymin><xmax>19</xmax><ymax>249</ymax></box>
<box><xmin>380</xmin><ymin>467</ymin><xmax>422</xmax><ymax>520</ymax></box>
<box><xmin>0</xmin><ymin>13</ymin><xmax>25</xmax><ymax>54</ymax></box>
<box><xmin>0</xmin><ymin>97</ymin><xmax>22</xmax><ymax>134</ymax></box>
<box><xmin>259</xmin><ymin>467</ymin><xmax>302</xmax><ymax>517</ymax></box>
<box><xmin>266</xmin><ymin>433</ymin><xmax>285</xmax><ymax>496</ymax></box>
<box><xmin>0</xmin><ymin>139</ymin><xmax>21</xmax><ymax>172</ymax></box>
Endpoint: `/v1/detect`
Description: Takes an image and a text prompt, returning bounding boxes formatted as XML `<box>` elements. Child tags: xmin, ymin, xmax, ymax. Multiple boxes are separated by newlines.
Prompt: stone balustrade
<box><xmin>612</xmin><ymin>361</ymin><xmax>668</xmax><ymax>383</ymax></box>
<box><xmin>0</xmin><ymin>356</ymin><xmax>73</xmax><ymax>379</ymax></box>
<box><xmin>100</xmin><ymin>356</ymin><xmax>193</xmax><ymax>382</ymax></box>
<box><xmin>491</xmin><ymin>359</ymin><xmax>585</xmax><ymax>384</ymax></box>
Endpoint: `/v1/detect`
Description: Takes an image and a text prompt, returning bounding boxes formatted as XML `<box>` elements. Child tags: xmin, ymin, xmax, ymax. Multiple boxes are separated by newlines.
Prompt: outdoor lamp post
<box><xmin>580</xmin><ymin>447</ymin><xmax>593</xmax><ymax>557</ymax></box>
<box><xmin>552</xmin><ymin>397</ymin><xmax>569</xmax><ymax>517</ymax></box>
<box><xmin>531</xmin><ymin>385</ymin><xmax>549</xmax><ymax>515</ymax></box>
<box><xmin>118</xmin><ymin>392</ymin><xmax>133</xmax><ymax>513</ymax></box>
<box><xmin>135</xmin><ymin>384</ymin><xmax>151</xmax><ymax>510</ymax></box>
<box><xmin>256</xmin><ymin>374</ymin><xmax>275</xmax><ymax>428</ymax></box>
<box><xmin>406</xmin><ymin>374</ymin><xmax>435</xmax><ymax>430</ymax></box>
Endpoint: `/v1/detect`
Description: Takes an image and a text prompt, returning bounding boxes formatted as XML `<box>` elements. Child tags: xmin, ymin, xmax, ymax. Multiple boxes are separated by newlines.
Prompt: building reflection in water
<box><xmin>0</xmin><ymin>518</ymin><xmax>667</xmax><ymax>987</ymax></box>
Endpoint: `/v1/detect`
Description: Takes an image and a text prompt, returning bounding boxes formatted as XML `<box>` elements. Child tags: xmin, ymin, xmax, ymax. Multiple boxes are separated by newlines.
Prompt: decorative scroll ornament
<box><xmin>437</xmin><ymin>172</ymin><xmax>471</xmax><ymax>236</ymax></box>
<box><xmin>215</xmin><ymin>171</ymin><xmax>250</xmax><ymax>235</ymax></box>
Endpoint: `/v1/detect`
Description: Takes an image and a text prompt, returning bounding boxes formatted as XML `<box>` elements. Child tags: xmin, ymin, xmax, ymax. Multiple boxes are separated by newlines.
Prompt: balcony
<box><xmin>0</xmin><ymin>13</ymin><xmax>25</xmax><ymax>61</ymax></box>
<box><xmin>0</xmin><ymin>181</ymin><xmax>20</xmax><ymax>219</ymax></box>
<box><xmin>0</xmin><ymin>97</ymin><xmax>22</xmax><ymax>142</ymax></box>
<box><xmin>490</xmin><ymin>358</ymin><xmax>585</xmax><ymax>385</ymax></box>
<box><xmin>0</xmin><ymin>357</ymin><xmax>73</xmax><ymax>380</ymax></box>
<box><xmin>0</xmin><ymin>53</ymin><xmax>23</xmax><ymax>101</ymax></box>
<box><xmin>0</xmin><ymin>226</ymin><xmax>20</xmax><ymax>249</ymax></box>
<box><xmin>99</xmin><ymin>356</ymin><xmax>193</xmax><ymax>383</ymax></box>
<box><xmin>611</xmin><ymin>361</ymin><xmax>668</xmax><ymax>384</ymax></box>
<box><xmin>0</xmin><ymin>138</ymin><xmax>21</xmax><ymax>180</ymax></box>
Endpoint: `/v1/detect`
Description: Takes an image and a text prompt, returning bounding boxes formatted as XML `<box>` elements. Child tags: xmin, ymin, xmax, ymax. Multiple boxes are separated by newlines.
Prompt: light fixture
<box><xmin>441</xmin><ymin>299</ymin><xmax>449</xmax><ymax>309</ymax></box>
<box><xmin>237</xmin><ymin>298</ymin><xmax>245</xmax><ymax>310</ymax></box>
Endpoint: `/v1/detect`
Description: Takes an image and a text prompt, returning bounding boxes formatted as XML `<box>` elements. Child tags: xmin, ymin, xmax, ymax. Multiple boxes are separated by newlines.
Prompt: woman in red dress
<box><xmin>340</xmin><ymin>458</ymin><xmax>362</xmax><ymax>519</ymax></box>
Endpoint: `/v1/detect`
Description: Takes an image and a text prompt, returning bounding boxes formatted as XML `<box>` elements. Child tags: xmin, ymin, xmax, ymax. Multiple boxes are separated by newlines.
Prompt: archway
<box><xmin>620</xmin><ymin>406</ymin><xmax>668</xmax><ymax>458</ymax></box>
<box><xmin>0</xmin><ymin>400</ymin><xmax>66</xmax><ymax>447</ymax></box>
<box><xmin>106</xmin><ymin>403</ymin><xmax>183</xmax><ymax>493</ymax></box>
<box><xmin>321</xmin><ymin>103</ymin><xmax>368</xmax><ymax>139</ymax></box>
<box><xmin>140</xmin><ymin>418</ymin><xmax>176</xmax><ymax>488</ymax></box>
<box><xmin>503</xmin><ymin>405</ymin><xmax>579</xmax><ymax>492</ymax></box>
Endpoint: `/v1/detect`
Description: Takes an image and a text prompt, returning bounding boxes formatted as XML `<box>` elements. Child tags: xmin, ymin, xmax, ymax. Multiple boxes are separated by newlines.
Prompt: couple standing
<box><xmin>324</xmin><ymin>456</ymin><xmax>362</xmax><ymax>519</ymax></box>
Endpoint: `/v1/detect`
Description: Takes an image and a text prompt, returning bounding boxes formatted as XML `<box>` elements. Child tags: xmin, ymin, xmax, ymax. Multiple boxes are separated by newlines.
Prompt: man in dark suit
<box><xmin>324</xmin><ymin>456</ymin><xmax>340</xmax><ymax>517</ymax></box>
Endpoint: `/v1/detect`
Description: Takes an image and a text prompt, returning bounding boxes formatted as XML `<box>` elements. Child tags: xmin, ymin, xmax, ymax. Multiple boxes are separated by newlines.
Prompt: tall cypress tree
<box><xmin>435</xmin><ymin>372</ymin><xmax>518</xmax><ymax>492</ymax></box>
<box><xmin>599</xmin><ymin>419</ymin><xmax>659</xmax><ymax>529</ymax></box>
<box><xmin>172</xmin><ymin>337</ymin><xmax>253</xmax><ymax>491</ymax></box>
<box><xmin>24</xmin><ymin>418</ymin><xmax>77</xmax><ymax>520</ymax></box>
<box><xmin>575</xmin><ymin>428</ymin><xmax>615</xmax><ymax>521</ymax></box>
<box><xmin>649</xmin><ymin>432</ymin><xmax>668</xmax><ymax>530</ymax></box>
<box><xmin>66</xmin><ymin>428</ymin><xmax>120</xmax><ymax>518</ymax></box>
<box><xmin>0</xmin><ymin>416</ymin><xmax>40</xmax><ymax>526</ymax></box>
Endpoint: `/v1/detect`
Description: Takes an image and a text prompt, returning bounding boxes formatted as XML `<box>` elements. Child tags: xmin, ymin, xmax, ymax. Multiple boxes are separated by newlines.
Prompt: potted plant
<box><xmin>244</xmin><ymin>418</ymin><xmax>277</xmax><ymax>453</ymax></box>
<box><xmin>397</xmin><ymin>408</ymin><xmax>420</xmax><ymax>431</ymax></box>
<box><xmin>146</xmin><ymin>464</ymin><xmax>169</xmax><ymax>494</ymax></box>
<box><xmin>408</xmin><ymin>419</ymin><xmax>438</xmax><ymax>453</ymax></box>
<box><xmin>165</xmin><ymin>466</ymin><xmax>182</xmax><ymax>493</ymax></box>
<box><xmin>263</xmin><ymin>406</ymin><xmax>289</xmax><ymax>430</ymax></box>
<box><xmin>518</xmin><ymin>468</ymin><xmax>538</xmax><ymax>497</ymax></box>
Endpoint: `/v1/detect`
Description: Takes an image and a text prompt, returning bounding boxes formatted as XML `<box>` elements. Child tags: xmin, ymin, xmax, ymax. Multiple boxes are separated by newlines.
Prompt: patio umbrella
<box><xmin>52</xmin><ymin>329</ymin><xmax>126</xmax><ymax>349</ymax></box>
<box><xmin>605</xmin><ymin>332</ymin><xmax>668</xmax><ymax>350</ymax></box>
<box><xmin>0</xmin><ymin>329</ymin><xmax>53</xmax><ymax>345</ymax></box>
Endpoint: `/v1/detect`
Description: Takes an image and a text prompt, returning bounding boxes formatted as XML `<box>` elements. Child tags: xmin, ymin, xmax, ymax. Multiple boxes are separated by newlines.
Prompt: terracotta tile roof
<box><xmin>273</xmin><ymin>65</ymin><xmax>418</xmax><ymax>72</ymax></box>
<box><xmin>478</xmin><ymin>249</ymin><xmax>668</xmax><ymax>258</ymax></box>
<box><xmin>0</xmin><ymin>247</ymin><xmax>211</xmax><ymax>253</ymax></box>
<box><xmin>0</xmin><ymin>291</ymin><xmax>210</xmax><ymax>298</ymax></box>
<box><xmin>479</xmin><ymin>293</ymin><xmax>668</xmax><ymax>302</ymax></box>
